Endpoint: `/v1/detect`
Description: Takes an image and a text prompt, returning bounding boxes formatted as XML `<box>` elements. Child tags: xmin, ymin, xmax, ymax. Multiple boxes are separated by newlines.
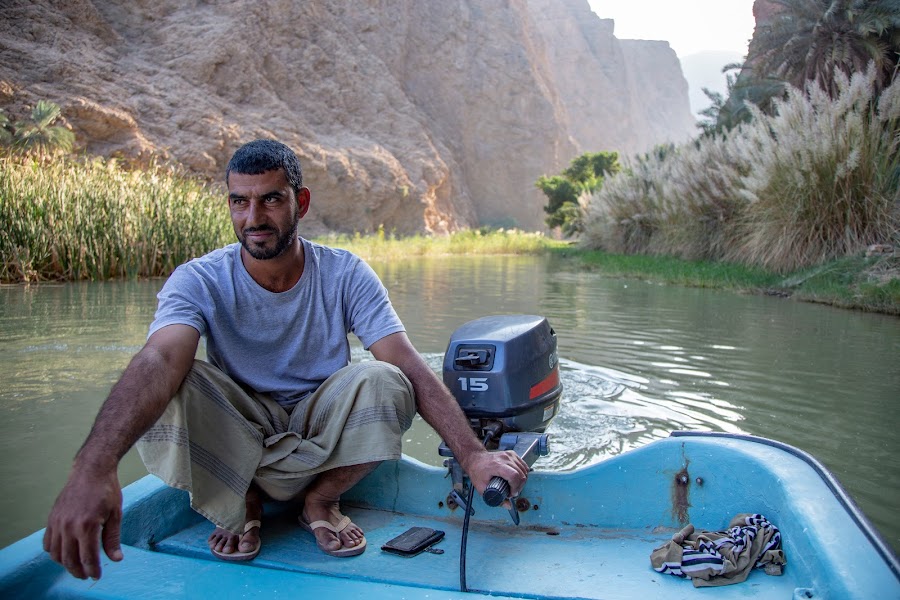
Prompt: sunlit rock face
<box><xmin>527</xmin><ymin>0</ymin><xmax>695</xmax><ymax>157</ymax></box>
<box><xmin>0</xmin><ymin>0</ymin><xmax>695</xmax><ymax>233</ymax></box>
<box><xmin>753</xmin><ymin>0</ymin><xmax>784</xmax><ymax>24</ymax></box>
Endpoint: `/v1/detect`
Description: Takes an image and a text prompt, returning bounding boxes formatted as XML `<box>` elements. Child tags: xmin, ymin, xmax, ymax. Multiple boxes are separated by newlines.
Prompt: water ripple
<box><xmin>398</xmin><ymin>352</ymin><xmax>747</xmax><ymax>472</ymax></box>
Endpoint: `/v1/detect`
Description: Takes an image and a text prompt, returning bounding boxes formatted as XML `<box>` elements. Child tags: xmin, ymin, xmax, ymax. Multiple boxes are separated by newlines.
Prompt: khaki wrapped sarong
<box><xmin>136</xmin><ymin>359</ymin><xmax>416</xmax><ymax>534</ymax></box>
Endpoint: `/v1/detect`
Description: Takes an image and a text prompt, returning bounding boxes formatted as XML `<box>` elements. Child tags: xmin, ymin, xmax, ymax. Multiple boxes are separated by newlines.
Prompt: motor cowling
<box><xmin>442</xmin><ymin>315</ymin><xmax>561</xmax><ymax>437</ymax></box>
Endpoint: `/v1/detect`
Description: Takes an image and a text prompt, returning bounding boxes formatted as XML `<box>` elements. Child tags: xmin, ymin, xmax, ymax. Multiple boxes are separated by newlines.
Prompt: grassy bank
<box><xmin>316</xmin><ymin>228</ymin><xmax>569</xmax><ymax>260</ymax></box>
<box><xmin>315</xmin><ymin>233</ymin><xmax>899</xmax><ymax>315</ymax></box>
<box><xmin>778</xmin><ymin>254</ymin><xmax>900</xmax><ymax>314</ymax></box>
<box><xmin>557</xmin><ymin>247</ymin><xmax>900</xmax><ymax>316</ymax></box>
<box><xmin>2</xmin><ymin>150</ymin><xmax>895</xmax><ymax>315</ymax></box>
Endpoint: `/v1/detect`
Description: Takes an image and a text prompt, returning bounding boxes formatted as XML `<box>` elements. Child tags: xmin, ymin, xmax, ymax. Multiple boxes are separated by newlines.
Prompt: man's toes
<box><xmin>238</xmin><ymin>533</ymin><xmax>258</xmax><ymax>553</ymax></box>
<box><xmin>319</xmin><ymin>533</ymin><xmax>342</xmax><ymax>552</ymax></box>
<box><xmin>218</xmin><ymin>536</ymin><xmax>237</xmax><ymax>554</ymax></box>
<box><xmin>340</xmin><ymin>526</ymin><xmax>364</xmax><ymax>546</ymax></box>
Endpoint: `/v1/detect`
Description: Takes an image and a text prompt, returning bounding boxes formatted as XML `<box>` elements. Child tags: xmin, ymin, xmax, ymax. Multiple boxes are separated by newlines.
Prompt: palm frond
<box><xmin>13</xmin><ymin>100</ymin><xmax>74</xmax><ymax>156</ymax></box>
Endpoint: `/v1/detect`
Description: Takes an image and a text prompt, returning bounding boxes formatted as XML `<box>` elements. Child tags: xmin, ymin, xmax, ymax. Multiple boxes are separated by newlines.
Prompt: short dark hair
<box><xmin>225</xmin><ymin>139</ymin><xmax>303</xmax><ymax>192</ymax></box>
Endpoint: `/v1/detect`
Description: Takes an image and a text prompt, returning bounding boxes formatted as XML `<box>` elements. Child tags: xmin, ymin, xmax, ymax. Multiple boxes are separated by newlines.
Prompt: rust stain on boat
<box><xmin>671</xmin><ymin>457</ymin><xmax>691</xmax><ymax>525</ymax></box>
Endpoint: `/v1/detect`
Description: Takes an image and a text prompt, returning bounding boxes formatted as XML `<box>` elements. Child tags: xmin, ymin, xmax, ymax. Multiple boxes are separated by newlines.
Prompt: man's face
<box><xmin>227</xmin><ymin>169</ymin><xmax>309</xmax><ymax>260</ymax></box>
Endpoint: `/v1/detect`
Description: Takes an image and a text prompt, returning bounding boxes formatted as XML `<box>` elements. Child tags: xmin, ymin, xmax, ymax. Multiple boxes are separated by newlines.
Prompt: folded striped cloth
<box><xmin>650</xmin><ymin>513</ymin><xmax>786</xmax><ymax>587</ymax></box>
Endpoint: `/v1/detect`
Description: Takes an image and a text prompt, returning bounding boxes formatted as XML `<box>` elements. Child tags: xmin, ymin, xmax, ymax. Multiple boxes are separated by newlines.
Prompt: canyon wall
<box><xmin>0</xmin><ymin>0</ymin><xmax>695</xmax><ymax>233</ymax></box>
<box><xmin>526</xmin><ymin>0</ymin><xmax>695</xmax><ymax>159</ymax></box>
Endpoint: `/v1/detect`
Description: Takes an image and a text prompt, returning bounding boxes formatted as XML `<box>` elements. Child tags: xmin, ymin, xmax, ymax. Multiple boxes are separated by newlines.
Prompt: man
<box><xmin>43</xmin><ymin>139</ymin><xmax>529</xmax><ymax>579</ymax></box>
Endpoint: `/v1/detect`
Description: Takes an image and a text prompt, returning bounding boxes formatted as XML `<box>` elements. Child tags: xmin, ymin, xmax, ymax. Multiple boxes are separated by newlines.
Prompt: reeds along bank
<box><xmin>0</xmin><ymin>156</ymin><xmax>232</xmax><ymax>282</ymax></box>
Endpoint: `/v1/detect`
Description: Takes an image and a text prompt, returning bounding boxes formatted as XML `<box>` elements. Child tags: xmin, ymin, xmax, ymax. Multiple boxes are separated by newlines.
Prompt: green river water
<box><xmin>1</xmin><ymin>254</ymin><xmax>897</xmax><ymax>554</ymax></box>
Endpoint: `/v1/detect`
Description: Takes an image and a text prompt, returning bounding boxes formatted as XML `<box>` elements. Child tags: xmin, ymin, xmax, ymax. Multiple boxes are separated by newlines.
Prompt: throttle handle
<box><xmin>483</xmin><ymin>476</ymin><xmax>511</xmax><ymax>507</ymax></box>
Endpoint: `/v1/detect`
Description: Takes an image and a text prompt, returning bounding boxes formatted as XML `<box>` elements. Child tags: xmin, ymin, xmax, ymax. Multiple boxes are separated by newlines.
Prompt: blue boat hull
<box><xmin>2</xmin><ymin>432</ymin><xmax>897</xmax><ymax>599</ymax></box>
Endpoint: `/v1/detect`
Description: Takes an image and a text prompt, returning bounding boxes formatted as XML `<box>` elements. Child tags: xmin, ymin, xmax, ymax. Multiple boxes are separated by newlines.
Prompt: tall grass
<box><xmin>0</xmin><ymin>153</ymin><xmax>232</xmax><ymax>282</ymax></box>
<box><xmin>316</xmin><ymin>227</ymin><xmax>567</xmax><ymax>260</ymax></box>
<box><xmin>732</xmin><ymin>68</ymin><xmax>899</xmax><ymax>271</ymax></box>
<box><xmin>585</xmin><ymin>65</ymin><xmax>900</xmax><ymax>273</ymax></box>
<box><xmin>583</xmin><ymin>134</ymin><xmax>748</xmax><ymax>260</ymax></box>
<box><xmin>0</xmin><ymin>151</ymin><xmax>564</xmax><ymax>283</ymax></box>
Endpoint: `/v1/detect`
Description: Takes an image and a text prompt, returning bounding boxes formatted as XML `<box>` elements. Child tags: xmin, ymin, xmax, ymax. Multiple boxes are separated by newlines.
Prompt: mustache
<box><xmin>242</xmin><ymin>226</ymin><xmax>276</xmax><ymax>234</ymax></box>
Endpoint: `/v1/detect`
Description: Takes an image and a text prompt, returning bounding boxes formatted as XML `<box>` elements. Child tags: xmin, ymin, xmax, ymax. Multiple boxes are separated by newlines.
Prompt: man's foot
<box><xmin>208</xmin><ymin>487</ymin><xmax>263</xmax><ymax>561</ymax></box>
<box><xmin>209</xmin><ymin>520</ymin><xmax>262</xmax><ymax>561</ymax></box>
<box><xmin>300</xmin><ymin>499</ymin><xmax>366</xmax><ymax>557</ymax></box>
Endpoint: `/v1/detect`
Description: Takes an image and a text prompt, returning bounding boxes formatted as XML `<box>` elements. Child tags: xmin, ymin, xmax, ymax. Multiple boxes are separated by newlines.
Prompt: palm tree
<box><xmin>747</xmin><ymin>0</ymin><xmax>900</xmax><ymax>97</ymax></box>
<box><xmin>699</xmin><ymin>62</ymin><xmax>785</xmax><ymax>134</ymax></box>
<box><xmin>14</xmin><ymin>100</ymin><xmax>75</xmax><ymax>156</ymax></box>
<box><xmin>0</xmin><ymin>110</ymin><xmax>12</xmax><ymax>146</ymax></box>
<box><xmin>0</xmin><ymin>110</ymin><xmax>13</xmax><ymax>146</ymax></box>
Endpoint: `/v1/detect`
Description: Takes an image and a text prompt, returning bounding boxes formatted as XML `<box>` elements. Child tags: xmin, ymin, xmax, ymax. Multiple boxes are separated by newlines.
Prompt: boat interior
<box><xmin>4</xmin><ymin>433</ymin><xmax>897</xmax><ymax>599</ymax></box>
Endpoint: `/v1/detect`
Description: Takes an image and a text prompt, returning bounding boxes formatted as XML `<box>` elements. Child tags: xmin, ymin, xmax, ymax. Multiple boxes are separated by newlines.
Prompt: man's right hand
<box><xmin>41</xmin><ymin>325</ymin><xmax>199</xmax><ymax>580</ymax></box>
<box><xmin>43</xmin><ymin>467</ymin><xmax>124</xmax><ymax>580</ymax></box>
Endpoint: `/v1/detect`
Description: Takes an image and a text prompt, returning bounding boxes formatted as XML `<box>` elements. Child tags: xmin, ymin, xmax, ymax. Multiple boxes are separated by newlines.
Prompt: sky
<box><xmin>587</xmin><ymin>0</ymin><xmax>758</xmax><ymax>116</ymax></box>
<box><xmin>586</xmin><ymin>0</ymin><xmax>757</xmax><ymax>58</ymax></box>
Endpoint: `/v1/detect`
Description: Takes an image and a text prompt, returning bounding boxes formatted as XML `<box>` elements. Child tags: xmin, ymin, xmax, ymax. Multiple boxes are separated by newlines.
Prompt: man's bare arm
<box><xmin>369</xmin><ymin>332</ymin><xmax>528</xmax><ymax>497</ymax></box>
<box><xmin>76</xmin><ymin>325</ymin><xmax>200</xmax><ymax>471</ymax></box>
<box><xmin>43</xmin><ymin>324</ymin><xmax>200</xmax><ymax>580</ymax></box>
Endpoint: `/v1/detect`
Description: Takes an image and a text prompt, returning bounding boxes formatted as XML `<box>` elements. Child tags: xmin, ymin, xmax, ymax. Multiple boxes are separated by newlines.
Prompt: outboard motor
<box><xmin>439</xmin><ymin>315</ymin><xmax>561</xmax><ymax>519</ymax></box>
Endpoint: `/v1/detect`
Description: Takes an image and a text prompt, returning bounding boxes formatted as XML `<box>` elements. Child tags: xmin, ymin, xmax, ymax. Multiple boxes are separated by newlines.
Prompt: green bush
<box><xmin>537</xmin><ymin>151</ymin><xmax>619</xmax><ymax>236</ymax></box>
<box><xmin>536</xmin><ymin>175</ymin><xmax>580</xmax><ymax>232</ymax></box>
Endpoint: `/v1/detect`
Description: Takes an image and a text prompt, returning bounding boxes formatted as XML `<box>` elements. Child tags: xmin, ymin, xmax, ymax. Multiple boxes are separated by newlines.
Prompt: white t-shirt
<box><xmin>148</xmin><ymin>237</ymin><xmax>405</xmax><ymax>408</ymax></box>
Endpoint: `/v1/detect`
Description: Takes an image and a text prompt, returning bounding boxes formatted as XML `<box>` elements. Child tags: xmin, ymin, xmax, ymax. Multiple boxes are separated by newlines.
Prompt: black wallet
<box><xmin>381</xmin><ymin>526</ymin><xmax>445</xmax><ymax>557</ymax></box>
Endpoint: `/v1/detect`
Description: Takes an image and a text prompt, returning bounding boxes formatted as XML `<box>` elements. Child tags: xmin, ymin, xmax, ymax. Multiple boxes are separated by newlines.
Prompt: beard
<box><xmin>239</xmin><ymin>218</ymin><xmax>299</xmax><ymax>260</ymax></box>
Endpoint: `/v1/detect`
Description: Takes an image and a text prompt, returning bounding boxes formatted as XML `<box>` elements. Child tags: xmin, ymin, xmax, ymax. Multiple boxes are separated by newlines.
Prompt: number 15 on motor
<box><xmin>458</xmin><ymin>377</ymin><xmax>489</xmax><ymax>392</ymax></box>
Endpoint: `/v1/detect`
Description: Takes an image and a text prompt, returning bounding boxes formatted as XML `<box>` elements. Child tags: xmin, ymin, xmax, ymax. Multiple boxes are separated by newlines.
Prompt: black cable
<box><xmin>460</xmin><ymin>430</ymin><xmax>497</xmax><ymax>593</ymax></box>
<box><xmin>459</xmin><ymin>480</ymin><xmax>476</xmax><ymax>592</ymax></box>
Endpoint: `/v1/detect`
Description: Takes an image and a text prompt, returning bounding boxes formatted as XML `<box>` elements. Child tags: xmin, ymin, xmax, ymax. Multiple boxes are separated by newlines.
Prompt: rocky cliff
<box><xmin>0</xmin><ymin>0</ymin><xmax>695</xmax><ymax>233</ymax></box>
<box><xmin>526</xmin><ymin>0</ymin><xmax>695</xmax><ymax>158</ymax></box>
